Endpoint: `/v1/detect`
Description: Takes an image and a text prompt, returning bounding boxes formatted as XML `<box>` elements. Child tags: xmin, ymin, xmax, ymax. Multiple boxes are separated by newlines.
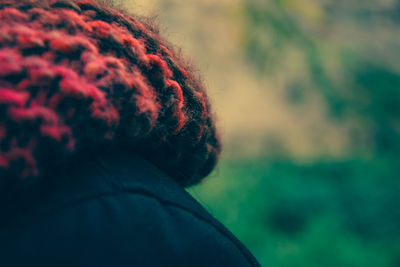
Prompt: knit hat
<box><xmin>0</xmin><ymin>0</ymin><xmax>221</xmax><ymax>187</ymax></box>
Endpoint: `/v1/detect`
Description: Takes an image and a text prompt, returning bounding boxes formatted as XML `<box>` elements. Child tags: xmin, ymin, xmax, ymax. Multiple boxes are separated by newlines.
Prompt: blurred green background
<box><xmin>120</xmin><ymin>0</ymin><xmax>400</xmax><ymax>265</ymax></box>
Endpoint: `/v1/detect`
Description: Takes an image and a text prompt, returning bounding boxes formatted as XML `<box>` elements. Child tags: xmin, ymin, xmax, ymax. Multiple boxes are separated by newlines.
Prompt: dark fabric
<box><xmin>0</xmin><ymin>150</ymin><xmax>261</xmax><ymax>267</ymax></box>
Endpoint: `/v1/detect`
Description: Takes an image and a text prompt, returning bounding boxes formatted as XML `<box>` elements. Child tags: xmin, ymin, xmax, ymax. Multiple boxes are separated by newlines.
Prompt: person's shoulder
<box><xmin>1</xmin><ymin>191</ymin><xmax>258</xmax><ymax>266</ymax></box>
<box><xmin>44</xmin><ymin>192</ymin><xmax>260</xmax><ymax>266</ymax></box>
<box><xmin>0</xmin><ymin>152</ymin><xmax>260</xmax><ymax>266</ymax></box>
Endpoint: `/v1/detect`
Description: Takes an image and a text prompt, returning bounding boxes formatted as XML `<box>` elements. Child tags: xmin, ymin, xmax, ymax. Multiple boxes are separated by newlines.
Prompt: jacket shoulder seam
<box><xmin>44</xmin><ymin>189</ymin><xmax>259</xmax><ymax>266</ymax></box>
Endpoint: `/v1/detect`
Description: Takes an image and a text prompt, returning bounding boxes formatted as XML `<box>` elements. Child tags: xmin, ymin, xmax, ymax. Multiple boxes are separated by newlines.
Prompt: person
<box><xmin>0</xmin><ymin>0</ymin><xmax>261</xmax><ymax>266</ymax></box>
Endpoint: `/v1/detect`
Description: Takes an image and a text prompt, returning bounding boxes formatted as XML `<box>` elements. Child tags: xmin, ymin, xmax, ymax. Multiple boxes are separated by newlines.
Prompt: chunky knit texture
<box><xmin>0</xmin><ymin>0</ymin><xmax>221</xmax><ymax>187</ymax></box>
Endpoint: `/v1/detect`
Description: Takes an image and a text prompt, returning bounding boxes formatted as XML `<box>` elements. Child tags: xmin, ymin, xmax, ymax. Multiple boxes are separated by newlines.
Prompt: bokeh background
<box><xmin>118</xmin><ymin>0</ymin><xmax>400</xmax><ymax>266</ymax></box>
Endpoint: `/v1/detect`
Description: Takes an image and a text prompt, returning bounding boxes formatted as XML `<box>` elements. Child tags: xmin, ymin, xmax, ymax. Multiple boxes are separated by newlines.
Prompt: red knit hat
<box><xmin>0</xmin><ymin>0</ymin><xmax>221</xmax><ymax>187</ymax></box>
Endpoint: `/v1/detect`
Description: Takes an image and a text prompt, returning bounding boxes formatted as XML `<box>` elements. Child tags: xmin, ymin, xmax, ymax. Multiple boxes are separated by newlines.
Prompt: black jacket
<box><xmin>0</xmin><ymin>150</ymin><xmax>260</xmax><ymax>267</ymax></box>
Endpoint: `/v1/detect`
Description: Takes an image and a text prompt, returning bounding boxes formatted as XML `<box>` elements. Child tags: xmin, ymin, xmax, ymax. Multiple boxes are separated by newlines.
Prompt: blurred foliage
<box><xmin>191</xmin><ymin>157</ymin><xmax>400</xmax><ymax>266</ymax></box>
<box><xmin>190</xmin><ymin>0</ymin><xmax>400</xmax><ymax>266</ymax></box>
<box><xmin>244</xmin><ymin>0</ymin><xmax>400</xmax><ymax>155</ymax></box>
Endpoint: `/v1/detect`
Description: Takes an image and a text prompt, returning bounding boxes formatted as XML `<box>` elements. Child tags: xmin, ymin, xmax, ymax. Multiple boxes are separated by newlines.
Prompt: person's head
<box><xmin>0</xmin><ymin>0</ymin><xmax>221</xmax><ymax>188</ymax></box>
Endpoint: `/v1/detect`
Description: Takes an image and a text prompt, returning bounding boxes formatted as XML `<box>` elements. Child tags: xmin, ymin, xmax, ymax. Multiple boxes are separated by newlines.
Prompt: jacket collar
<box><xmin>16</xmin><ymin>149</ymin><xmax>207</xmax><ymax>219</ymax></box>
